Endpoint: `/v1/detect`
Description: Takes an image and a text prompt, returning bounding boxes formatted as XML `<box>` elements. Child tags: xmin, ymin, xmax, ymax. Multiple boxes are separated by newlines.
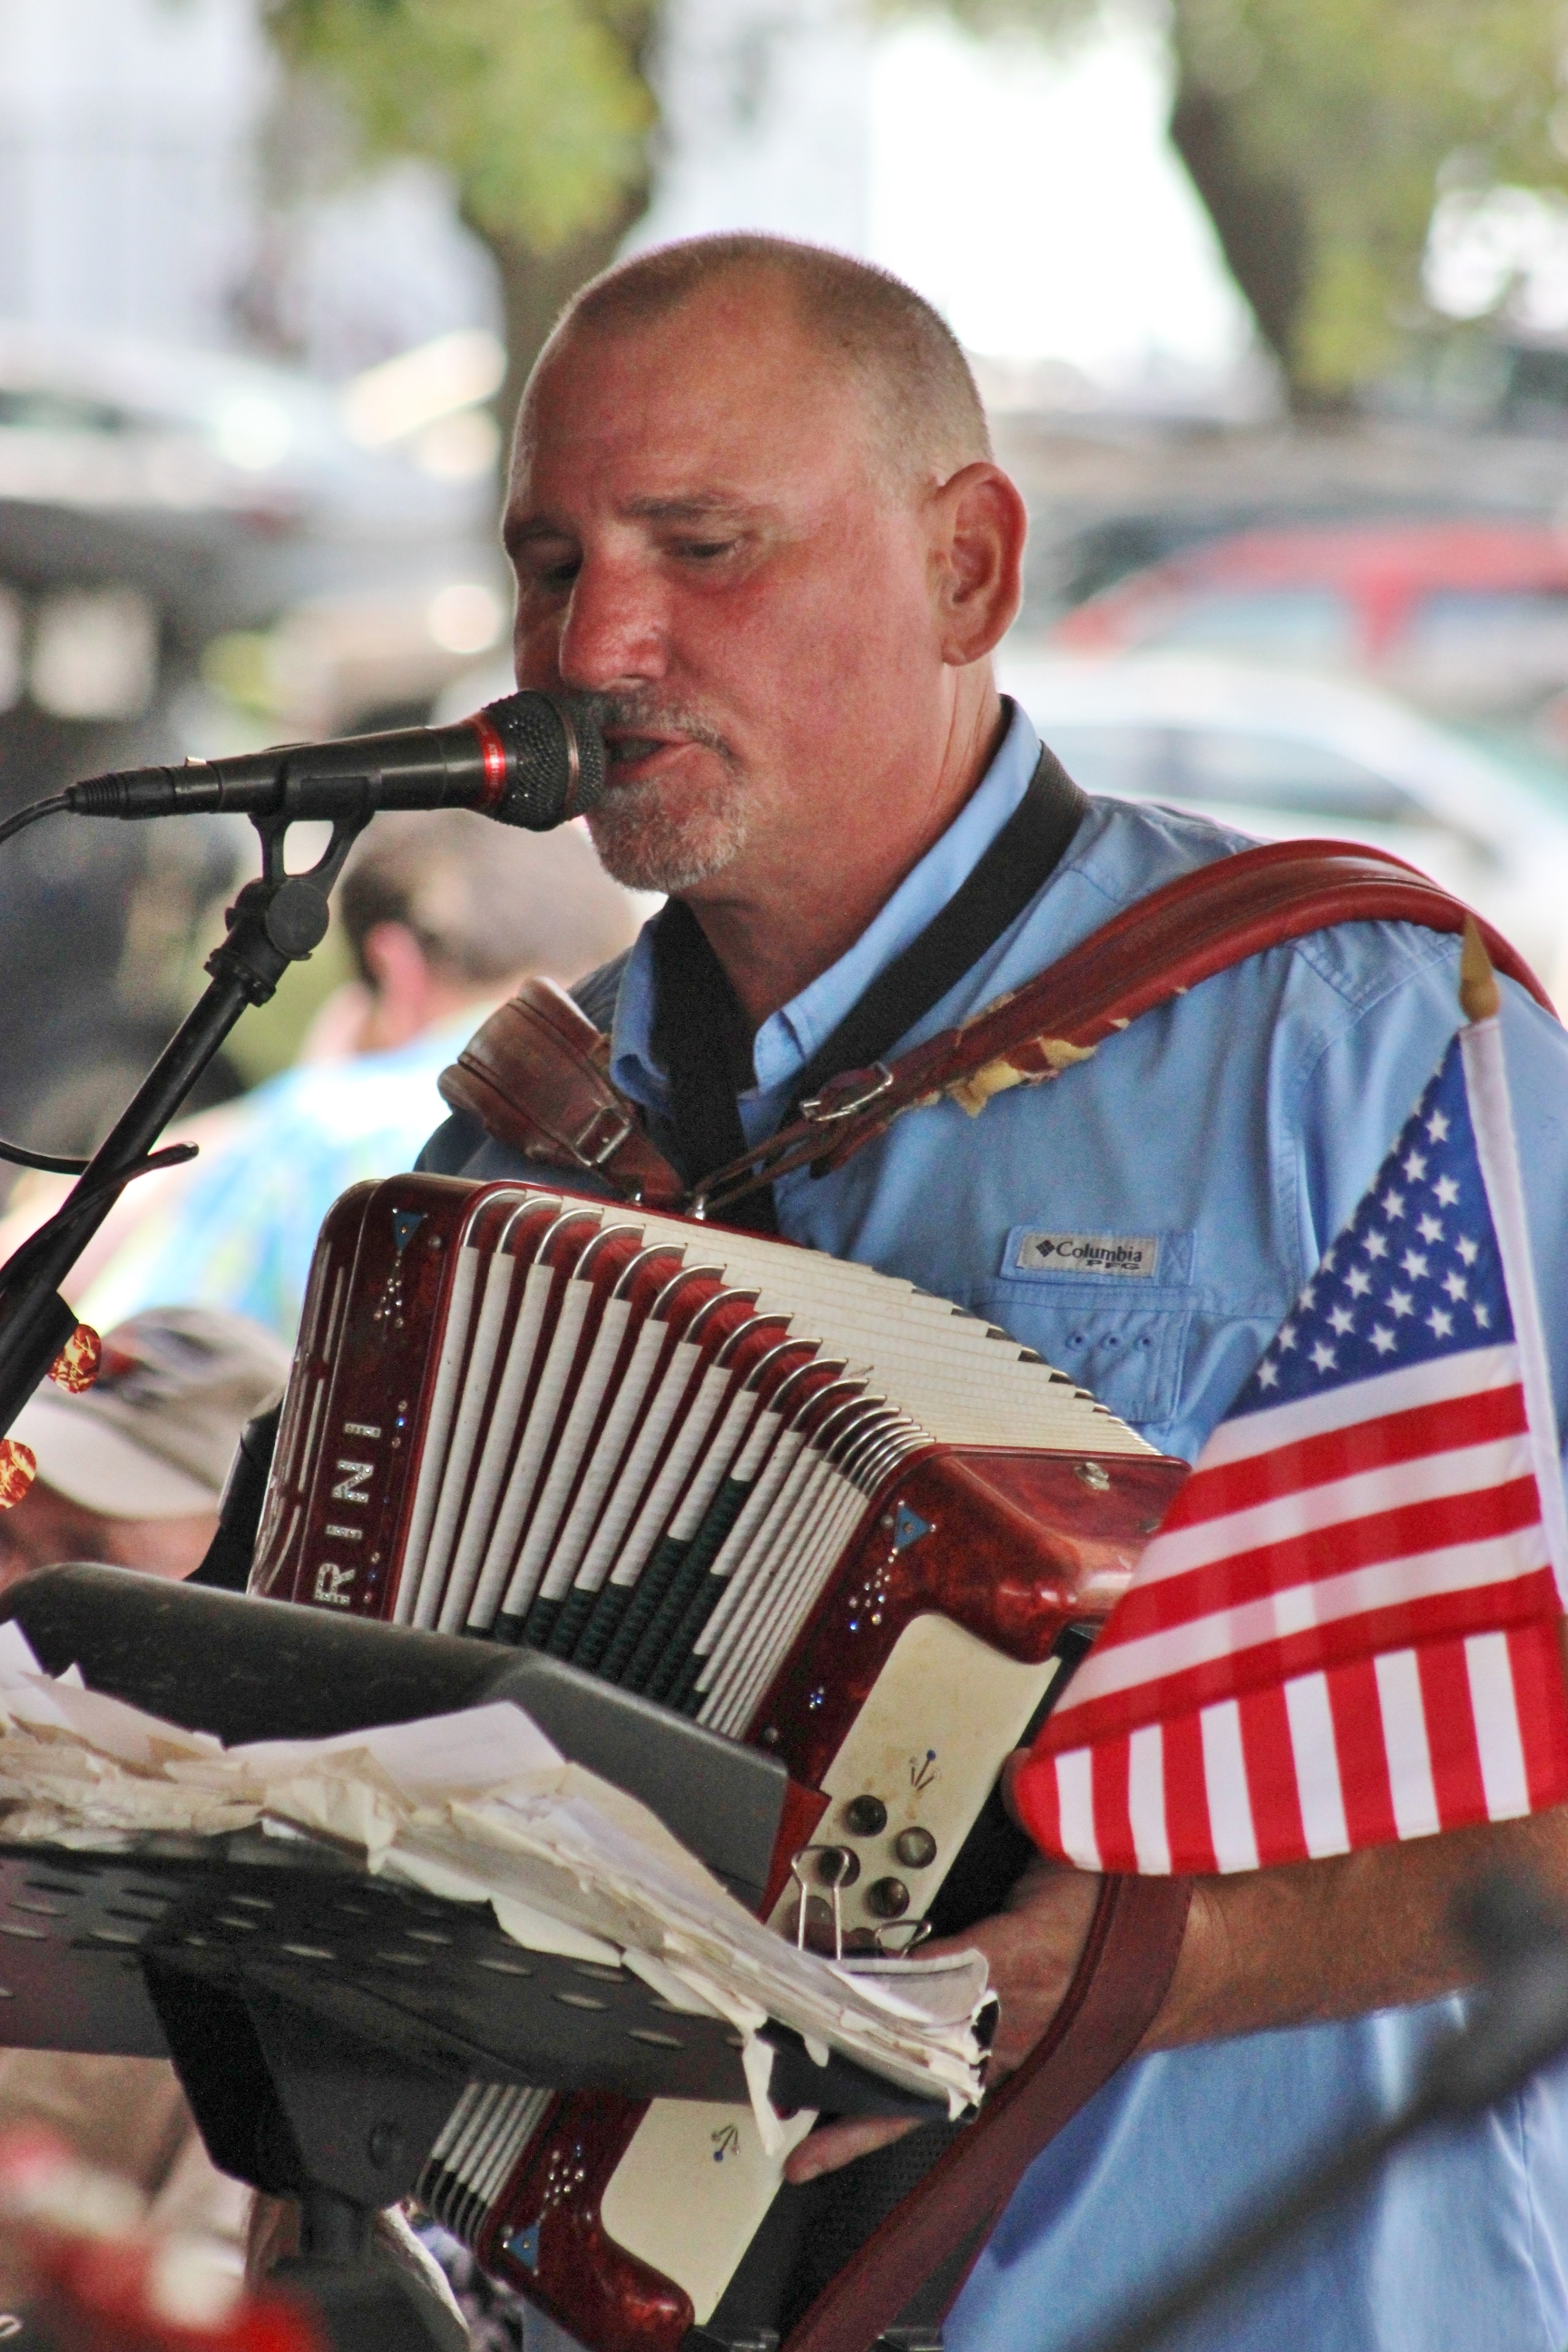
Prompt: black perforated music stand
<box><xmin>0</xmin><ymin>1832</ymin><xmax>941</xmax><ymax>2351</ymax></box>
<box><xmin>0</xmin><ymin>1571</ymin><xmax>950</xmax><ymax>2352</ymax></box>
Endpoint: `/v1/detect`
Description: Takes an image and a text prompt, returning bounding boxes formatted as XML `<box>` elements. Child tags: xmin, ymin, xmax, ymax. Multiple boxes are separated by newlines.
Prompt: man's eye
<box><xmin>523</xmin><ymin>557</ymin><xmax>579</xmax><ymax>591</ymax></box>
<box><xmin>678</xmin><ymin>539</ymin><xmax>736</xmax><ymax>563</ymax></box>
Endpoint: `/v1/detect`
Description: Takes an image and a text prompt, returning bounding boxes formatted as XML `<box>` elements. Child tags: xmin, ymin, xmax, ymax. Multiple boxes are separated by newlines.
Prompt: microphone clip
<box><xmin>205</xmin><ymin>803</ymin><xmax>368</xmax><ymax>1007</ymax></box>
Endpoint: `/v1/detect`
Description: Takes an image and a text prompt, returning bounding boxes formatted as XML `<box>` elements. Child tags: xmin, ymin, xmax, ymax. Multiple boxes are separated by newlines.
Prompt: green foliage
<box><xmin>1172</xmin><ymin>0</ymin><xmax>1568</xmax><ymax>394</ymax></box>
<box><xmin>897</xmin><ymin>0</ymin><xmax>1568</xmax><ymax>399</ymax></box>
<box><xmin>262</xmin><ymin>0</ymin><xmax>655</xmax><ymax>255</ymax></box>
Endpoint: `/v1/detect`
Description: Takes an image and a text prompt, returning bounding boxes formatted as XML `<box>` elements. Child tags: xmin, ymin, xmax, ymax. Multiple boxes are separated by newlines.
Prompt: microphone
<box><xmin>62</xmin><ymin>690</ymin><xmax>604</xmax><ymax>832</ymax></box>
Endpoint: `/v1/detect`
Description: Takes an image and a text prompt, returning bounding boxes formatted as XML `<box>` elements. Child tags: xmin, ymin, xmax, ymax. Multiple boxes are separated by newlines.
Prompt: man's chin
<box><xmin>586</xmin><ymin>798</ymin><xmax>750</xmax><ymax>896</ymax></box>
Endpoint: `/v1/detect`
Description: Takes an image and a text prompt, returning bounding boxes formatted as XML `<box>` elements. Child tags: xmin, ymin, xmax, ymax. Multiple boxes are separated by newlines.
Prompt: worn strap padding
<box><xmin>437</xmin><ymin>975</ymin><xmax>686</xmax><ymax>1207</ymax></box>
<box><xmin>693</xmin><ymin>838</ymin><xmax>1553</xmax><ymax>1215</ymax></box>
<box><xmin>782</xmin><ymin>1875</ymin><xmax>1193</xmax><ymax>2352</ymax></box>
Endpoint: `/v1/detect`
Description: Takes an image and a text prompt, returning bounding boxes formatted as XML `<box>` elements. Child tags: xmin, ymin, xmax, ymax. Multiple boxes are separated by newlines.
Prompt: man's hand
<box><xmin>784</xmin><ymin>1849</ymin><xmax>1102</xmax><ymax>2184</ymax></box>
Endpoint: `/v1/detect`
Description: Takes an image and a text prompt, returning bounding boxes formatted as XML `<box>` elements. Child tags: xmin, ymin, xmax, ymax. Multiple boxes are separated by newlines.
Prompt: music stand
<box><xmin>0</xmin><ymin>1572</ymin><xmax>952</xmax><ymax>2352</ymax></box>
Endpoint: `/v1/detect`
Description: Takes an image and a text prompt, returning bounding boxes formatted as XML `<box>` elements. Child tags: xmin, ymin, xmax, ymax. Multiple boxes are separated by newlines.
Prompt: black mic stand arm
<box><xmin>0</xmin><ymin>790</ymin><xmax>373</xmax><ymax>1437</ymax></box>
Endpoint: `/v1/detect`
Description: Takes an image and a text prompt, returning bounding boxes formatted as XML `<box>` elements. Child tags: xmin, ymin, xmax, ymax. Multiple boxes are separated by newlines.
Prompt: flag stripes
<box><xmin>1014</xmin><ymin>1622</ymin><xmax>1568</xmax><ymax>1872</ymax></box>
<box><xmin>1170</xmin><ymin>1387</ymin><xmax>1528</xmax><ymax>1537</ymax></box>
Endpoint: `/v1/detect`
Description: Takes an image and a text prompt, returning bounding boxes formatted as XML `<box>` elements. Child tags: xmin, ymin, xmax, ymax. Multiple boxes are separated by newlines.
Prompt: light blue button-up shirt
<box><xmin>425</xmin><ymin>703</ymin><xmax>1568</xmax><ymax>2350</ymax></box>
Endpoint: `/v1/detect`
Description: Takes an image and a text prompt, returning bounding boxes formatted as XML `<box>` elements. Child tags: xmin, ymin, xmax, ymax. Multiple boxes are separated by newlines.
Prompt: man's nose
<box><xmin>554</xmin><ymin>553</ymin><xmax>667</xmax><ymax>691</ymax></box>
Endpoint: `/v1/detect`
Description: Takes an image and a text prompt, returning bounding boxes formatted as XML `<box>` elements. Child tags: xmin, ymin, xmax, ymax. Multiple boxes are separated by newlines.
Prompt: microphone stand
<box><xmin>0</xmin><ymin>792</ymin><xmax>482</xmax><ymax>2350</ymax></box>
<box><xmin>0</xmin><ymin>795</ymin><xmax>372</xmax><ymax>1436</ymax></box>
<box><xmin>1063</xmin><ymin>1876</ymin><xmax>1568</xmax><ymax>2352</ymax></box>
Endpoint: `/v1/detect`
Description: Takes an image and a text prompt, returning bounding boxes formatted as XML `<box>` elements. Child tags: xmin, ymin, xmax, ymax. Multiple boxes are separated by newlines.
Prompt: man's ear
<box><xmin>931</xmin><ymin>462</ymin><xmax>1028</xmax><ymax>666</ymax></box>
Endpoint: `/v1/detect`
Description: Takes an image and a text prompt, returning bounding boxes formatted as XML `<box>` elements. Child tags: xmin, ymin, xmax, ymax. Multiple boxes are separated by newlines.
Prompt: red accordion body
<box><xmin>251</xmin><ymin>1174</ymin><xmax>1184</xmax><ymax>2350</ymax></box>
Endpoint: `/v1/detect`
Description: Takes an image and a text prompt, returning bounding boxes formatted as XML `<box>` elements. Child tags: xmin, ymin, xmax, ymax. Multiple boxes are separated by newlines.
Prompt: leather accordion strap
<box><xmin>440</xmin><ymin>839</ymin><xmax>1553</xmax><ymax>1220</ymax></box>
<box><xmin>690</xmin><ymin>838</ymin><xmax>1554</xmax><ymax>1220</ymax></box>
<box><xmin>781</xmin><ymin>1875</ymin><xmax>1193</xmax><ymax>2352</ymax></box>
<box><xmin>437</xmin><ymin>975</ymin><xmax>686</xmax><ymax>1208</ymax></box>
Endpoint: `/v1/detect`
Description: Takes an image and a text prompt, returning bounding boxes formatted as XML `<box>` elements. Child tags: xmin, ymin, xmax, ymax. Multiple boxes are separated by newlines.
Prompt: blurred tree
<box><xmin>910</xmin><ymin>0</ymin><xmax>1568</xmax><ymax>407</ymax></box>
<box><xmin>260</xmin><ymin>0</ymin><xmax>658</xmax><ymax>418</ymax></box>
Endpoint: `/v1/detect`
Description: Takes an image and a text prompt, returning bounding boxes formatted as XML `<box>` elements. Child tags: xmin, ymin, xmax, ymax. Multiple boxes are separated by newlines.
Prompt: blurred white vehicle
<box><xmin>998</xmin><ymin>649</ymin><xmax>1568</xmax><ymax>1002</ymax></box>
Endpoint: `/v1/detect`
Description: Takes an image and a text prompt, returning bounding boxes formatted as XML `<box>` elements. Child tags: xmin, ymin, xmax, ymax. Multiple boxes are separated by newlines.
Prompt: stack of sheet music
<box><xmin>0</xmin><ymin>1624</ymin><xmax>989</xmax><ymax>2149</ymax></box>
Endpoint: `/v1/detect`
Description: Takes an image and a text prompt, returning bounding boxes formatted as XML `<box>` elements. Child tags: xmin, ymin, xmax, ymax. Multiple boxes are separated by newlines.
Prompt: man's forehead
<box><xmin>509</xmin><ymin>300</ymin><xmax>873</xmax><ymax>523</ymax></box>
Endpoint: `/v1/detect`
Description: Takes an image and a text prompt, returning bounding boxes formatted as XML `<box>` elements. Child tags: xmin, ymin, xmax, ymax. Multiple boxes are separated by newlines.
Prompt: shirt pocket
<box><xmin>978</xmin><ymin>1262</ymin><xmax>1195</xmax><ymax>1431</ymax></box>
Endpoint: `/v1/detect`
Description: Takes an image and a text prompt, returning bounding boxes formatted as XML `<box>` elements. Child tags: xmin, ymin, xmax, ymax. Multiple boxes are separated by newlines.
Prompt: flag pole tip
<box><xmin>1459</xmin><ymin>917</ymin><xmax>1502</xmax><ymax>1024</ymax></box>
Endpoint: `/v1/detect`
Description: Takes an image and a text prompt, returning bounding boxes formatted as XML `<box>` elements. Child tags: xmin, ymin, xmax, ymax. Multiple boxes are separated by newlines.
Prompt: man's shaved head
<box><xmin>537</xmin><ymin>232</ymin><xmax>992</xmax><ymax>498</ymax></box>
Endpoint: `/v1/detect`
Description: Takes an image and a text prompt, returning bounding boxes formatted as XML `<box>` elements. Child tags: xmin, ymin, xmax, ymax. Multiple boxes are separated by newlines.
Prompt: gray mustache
<box><xmin>583</xmin><ymin>692</ymin><xmax>733</xmax><ymax>760</ymax></box>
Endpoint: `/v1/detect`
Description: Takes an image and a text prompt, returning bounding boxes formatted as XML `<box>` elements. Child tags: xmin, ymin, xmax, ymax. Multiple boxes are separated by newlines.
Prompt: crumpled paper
<box><xmin>0</xmin><ymin>1624</ymin><xmax>990</xmax><ymax>2153</ymax></box>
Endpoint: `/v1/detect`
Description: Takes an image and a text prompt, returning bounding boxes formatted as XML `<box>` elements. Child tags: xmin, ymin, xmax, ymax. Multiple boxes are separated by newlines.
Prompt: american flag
<box><xmin>1014</xmin><ymin>1005</ymin><xmax>1568</xmax><ymax>1875</ymax></box>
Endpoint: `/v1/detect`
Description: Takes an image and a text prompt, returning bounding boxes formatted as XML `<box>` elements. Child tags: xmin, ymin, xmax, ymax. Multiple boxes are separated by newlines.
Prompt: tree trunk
<box><xmin>1168</xmin><ymin>70</ymin><xmax>1311</xmax><ymax>400</ymax></box>
<box><xmin>477</xmin><ymin>178</ymin><xmax>654</xmax><ymax>455</ymax></box>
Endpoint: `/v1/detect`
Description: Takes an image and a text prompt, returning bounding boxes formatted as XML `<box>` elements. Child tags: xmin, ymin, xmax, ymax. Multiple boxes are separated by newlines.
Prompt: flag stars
<box><xmin>1249</xmin><ymin>1056</ymin><xmax>1512</xmax><ymax>1407</ymax></box>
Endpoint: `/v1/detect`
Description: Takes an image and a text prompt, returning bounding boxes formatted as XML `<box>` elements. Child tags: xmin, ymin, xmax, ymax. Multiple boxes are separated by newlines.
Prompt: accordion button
<box><xmin>816</xmin><ymin>1846</ymin><xmax>860</xmax><ymax>1887</ymax></box>
<box><xmin>895</xmin><ymin>1828</ymin><xmax>937</xmax><ymax>1870</ymax></box>
<box><xmin>867</xmin><ymin>1876</ymin><xmax>911</xmax><ymax>1919</ymax></box>
<box><xmin>843</xmin><ymin>1795</ymin><xmax>888</xmax><ymax>1838</ymax></box>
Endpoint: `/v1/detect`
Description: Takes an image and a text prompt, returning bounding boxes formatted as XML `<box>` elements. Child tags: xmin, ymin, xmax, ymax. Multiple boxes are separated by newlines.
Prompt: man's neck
<box><xmin>683</xmin><ymin>688</ymin><xmax>1010</xmax><ymax>1030</ymax></box>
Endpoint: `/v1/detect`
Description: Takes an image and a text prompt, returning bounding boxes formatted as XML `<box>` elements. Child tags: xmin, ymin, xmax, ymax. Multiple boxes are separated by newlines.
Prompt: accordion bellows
<box><xmin>254</xmin><ymin>1177</ymin><xmax>1156</xmax><ymax>1733</ymax></box>
<box><xmin>252</xmin><ymin>1176</ymin><xmax>1183</xmax><ymax>2350</ymax></box>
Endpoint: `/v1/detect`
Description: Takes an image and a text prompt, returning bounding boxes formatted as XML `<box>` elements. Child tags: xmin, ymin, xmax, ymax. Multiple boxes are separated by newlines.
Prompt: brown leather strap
<box><xmin>692</xmin><ymin>840</ymin><xmax>1553</xmax><ymax>1218</ymax></box>
<box><xmin>782</xmin><ymin>1875</ymin><xmax>1193</xmax><ymax>2352</ymax></box>
<box><xmin>437</xmin><ymin>975</ymin><xmax>685</xmax><ymax>1208</ymax></box>
<box><xmin>440</xmin><ymin>842</ymin><xmax>1553</xmax><ymax>1226</ymax></box>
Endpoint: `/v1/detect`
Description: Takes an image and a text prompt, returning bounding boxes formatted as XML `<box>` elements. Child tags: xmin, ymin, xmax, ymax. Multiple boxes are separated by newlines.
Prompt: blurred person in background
<box><xmin>0</xmin><ymin>1304</ymin><xmax>289</xmax><ymax>1592</ymax></box>
<box><xmin>0</xmin><ymin>1302</ymin><xmax>290</xmax><ymax>2298</ymax></box>
<box><xmin>26</xmin><ymin>809</ymin><xmax>641</xmax><ymax>1342</ymax></box>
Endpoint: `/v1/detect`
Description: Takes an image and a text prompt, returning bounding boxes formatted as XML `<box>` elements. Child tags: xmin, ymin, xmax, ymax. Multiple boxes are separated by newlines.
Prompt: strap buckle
<box><xmin>567</xmin><ymin>1097</ymin><xmax>636</xmax><ymax>1170</ymax></box>
<box><xmin>799</xmin><ymin>1062</ymin><xmax>896</xmax><ymax>1125</ymax></box>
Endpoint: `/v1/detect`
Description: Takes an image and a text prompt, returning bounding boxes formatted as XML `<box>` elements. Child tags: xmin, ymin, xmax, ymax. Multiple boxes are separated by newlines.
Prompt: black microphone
<box><xmin>62</xmin><ymin>690</ymin><xmax>604</xmax><ymax>831</ymax></box>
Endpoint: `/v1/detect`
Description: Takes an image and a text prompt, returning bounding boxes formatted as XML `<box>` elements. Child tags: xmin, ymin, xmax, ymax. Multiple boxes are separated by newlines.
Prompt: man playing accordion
<box><xmin>421</xmin><ymin>233</ymin><xmax>1568</xmax><ymax>2352</ymax></box>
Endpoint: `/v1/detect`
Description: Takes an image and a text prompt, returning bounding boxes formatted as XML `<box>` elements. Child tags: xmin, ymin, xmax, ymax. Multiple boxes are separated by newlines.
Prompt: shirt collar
<box><xmin>610</xmin><ymin>699</ymin><xmax>1043</xmax><ymax>1121</ymax></box>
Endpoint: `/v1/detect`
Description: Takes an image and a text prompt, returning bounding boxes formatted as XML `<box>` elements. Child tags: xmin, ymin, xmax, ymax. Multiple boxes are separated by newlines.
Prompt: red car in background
<box><xmin>1051</xmin><ymin>521</ymin><xmax>1568</xmax><ymax>720</ymax></box>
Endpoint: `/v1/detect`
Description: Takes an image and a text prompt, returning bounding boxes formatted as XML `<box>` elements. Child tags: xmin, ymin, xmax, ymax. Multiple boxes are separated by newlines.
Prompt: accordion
<box><xmin>251</xmin><ymin>1173</ymin><xmax>1184</xmax><ymax>2352</ymax></box>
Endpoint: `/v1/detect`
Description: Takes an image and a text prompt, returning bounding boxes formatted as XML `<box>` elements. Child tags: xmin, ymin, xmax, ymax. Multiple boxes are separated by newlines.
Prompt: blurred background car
<box><xmin>0</xmin><ymin>319</ymin><xmax>512</xmax><ymax>1159</ymax></box>
<box><xmin>998</xmin><ymin>651</ymin><xmax>1568</xmax><ymax>1001</ymax></box>
<box><xmin>1047</xmin><ymin>520</ymin><xmax>1568</xmax><ymax>721</ymax></box>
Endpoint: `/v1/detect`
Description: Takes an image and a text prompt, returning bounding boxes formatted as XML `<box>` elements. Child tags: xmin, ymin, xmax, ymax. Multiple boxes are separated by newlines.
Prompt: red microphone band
<box><xmin>470</xmin><ymin>712</ymin><xmax>510</xmax><ymax>809</ymax></box>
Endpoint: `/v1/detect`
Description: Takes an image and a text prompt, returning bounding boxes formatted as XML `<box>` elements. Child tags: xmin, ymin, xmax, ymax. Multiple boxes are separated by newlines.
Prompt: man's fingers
<box><xmin>783</xmin><ymin>2113</ymin><xmax>919</xmax><ymax>2185</ymax></box>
